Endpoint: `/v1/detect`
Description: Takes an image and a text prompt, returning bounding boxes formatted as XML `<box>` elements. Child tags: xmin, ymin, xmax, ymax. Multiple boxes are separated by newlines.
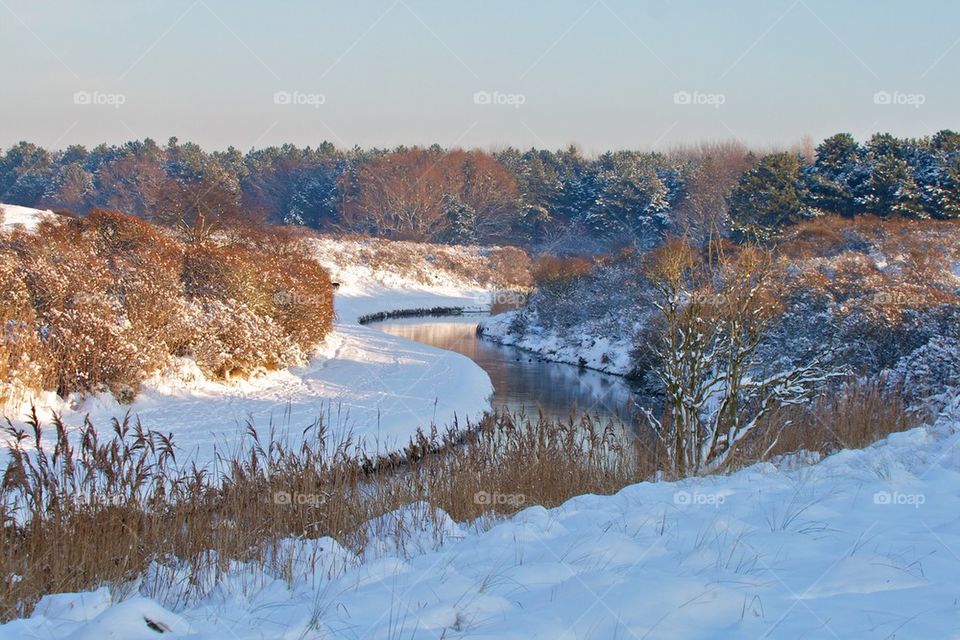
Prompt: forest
<box><xmin>3</xmin><ymin>130</ymin><xmax>959</xmax><ymax>250</ymax></box>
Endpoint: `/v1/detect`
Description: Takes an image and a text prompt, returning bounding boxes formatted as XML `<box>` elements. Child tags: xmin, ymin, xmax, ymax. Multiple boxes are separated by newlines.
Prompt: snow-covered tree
<box><xmin>582</xmin><ymin>152</ymin><xmax>674</xmax><ymax>247</ymax></box>
<box><xmin>805</xmin><ymin>133</ymin><xmax>868</xmax><ymax>217</ymax></box>
<box><xmin>642</xmin><ymin>239</ymin><xmax>833</xmax><ymax>475</ymax></box>
<box><xmin>728</xmin><ymin>152</ymin><xmax>809</xmax><ymax>241</ymax></box>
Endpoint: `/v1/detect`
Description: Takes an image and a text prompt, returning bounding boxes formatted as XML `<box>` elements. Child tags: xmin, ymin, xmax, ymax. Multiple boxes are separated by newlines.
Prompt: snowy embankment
<box><xmin>479</xmin><ymin>309</ymin><xmax>637</xmax><ymax>375</ymax></box>
<box><xmin>5</xmin><ymin>394</ymin><xmax>960</xmax><ymax>639</ymax></box>
<box><xmin>1</xmin><ymin>224</ymin><xmax>495</xmax><ymax>464</ymax></box>
<box><xmin>0</xmin><ymin>203</ymin><xmax>53</xmax><ymax>232</ymax></box>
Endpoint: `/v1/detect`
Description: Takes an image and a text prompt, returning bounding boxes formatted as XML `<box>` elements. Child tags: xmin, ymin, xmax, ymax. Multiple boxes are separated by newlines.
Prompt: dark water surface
<box><xmin>370</xmin><ymin>314</ymin><xmax>645</xmax><ymax>428</ymax></box>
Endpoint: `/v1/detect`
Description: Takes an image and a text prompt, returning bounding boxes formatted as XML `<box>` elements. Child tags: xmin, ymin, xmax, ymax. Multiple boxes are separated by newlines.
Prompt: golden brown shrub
<box><xmin>532</xmin><ymin>254</ymin><xmax>594</xmax><ymax>284</ymax></box>
<box><xmin>1</xmin><ymin>210</ymin><xmax>335</xmax><ymax>397</ymax></box>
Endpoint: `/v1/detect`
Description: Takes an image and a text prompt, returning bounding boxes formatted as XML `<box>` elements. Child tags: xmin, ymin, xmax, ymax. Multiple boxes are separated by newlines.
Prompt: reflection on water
<box><xmin>371</xmin><ymin>314</ymin><xmax>644</xmax><ymax>428</ymax></box>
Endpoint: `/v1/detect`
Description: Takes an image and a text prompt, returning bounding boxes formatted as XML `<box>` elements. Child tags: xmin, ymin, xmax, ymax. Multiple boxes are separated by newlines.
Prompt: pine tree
<box><xmin>728</xmin><ymin>152</ymin><xmax>807</xmax><ymax>240</ymax></box>
<box><xmin>582</xmin><ymin>152</ymin><xmax>673</xmax><ymax>247</ymax></box>
<box><xmin>805</xmin><ymin>133</ymin><xmax>867</xmax><ymax>217</ymax></box>
<box><xmin>863</xmin><ymin>134</ymin><xmax>926</xmax><ymax>218</ymax></box>
<box><xmin>441</xmin><ymin>195</ymin><xmax>477</xmax><ymax>243</ymax></box>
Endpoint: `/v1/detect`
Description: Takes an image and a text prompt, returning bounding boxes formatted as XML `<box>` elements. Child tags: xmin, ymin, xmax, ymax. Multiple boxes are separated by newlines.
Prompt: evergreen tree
<box><xmin>441</xmin><ymin>195</ymin><xmax>477</xmax><ymax>243</ymax></box>
<box><xmin>728</xmin><ymin>152</ymin><xmax>807</xmax><ymax>240</ymax></box>
<box><xmin>863</xmin><ymin>134</ymin><xmax>926</xmax><ymax>218</ymax></box>
<box><xmin>805</xmin><ymin>133</ymin><xmax>867</xmax><ymax>217</ymax></box>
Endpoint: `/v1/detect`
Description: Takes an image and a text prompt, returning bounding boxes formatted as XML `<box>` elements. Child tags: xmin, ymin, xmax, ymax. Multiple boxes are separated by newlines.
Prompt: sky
<box><xmin>0</xmin><ymin>0</ymin><xmax>958</xmax><ymax>154</ymax></box>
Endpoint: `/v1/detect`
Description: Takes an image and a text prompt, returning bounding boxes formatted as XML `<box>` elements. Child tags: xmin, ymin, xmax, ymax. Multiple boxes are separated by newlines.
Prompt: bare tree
<box><xmin>155</xmin><ymin>169</ymin><xmax>246</xmax><ymax>244</ymax></box>
<box><xmin>670</xmin><ymin>141</ymin><xmax>755</xmax><ymax>242</ymax></box>
<box><xmin>643</xmin><ymin>238</ymin><xmax>832</xmax><ymax>475</ymax></box>
<box><xmin>339</xmin><ymin>148</ymin><xmax>517</xmax><ymax>241</ymax></box>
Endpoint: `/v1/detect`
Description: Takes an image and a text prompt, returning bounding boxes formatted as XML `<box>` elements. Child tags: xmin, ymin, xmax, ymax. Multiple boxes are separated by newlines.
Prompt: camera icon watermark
<box><xmin>273</xmin><ymin>90</ymin><xmax>326</xmax><ymax>108</ymax></box>
<box><xmin>73</xmin><ymin>90</ymin><xmax>126</xmax><ymax>109</ymax></box>
<box><xmin>873</xmin><ymin>490</ymin><xmax>925</xmax><ymax>508</ymax></box>
<box><xmin>474</xmin><ymin>490</ymin><xmax>526</xmax><ymax>507</ymax></box>
<box><xmin>674</xmin><ymin>490</ymin><xmax>725</xmax><ymax>507</ymax></box>
<box><xmin>473</xmin><ymin>90</ymin><xmax>526</xmax><ymax>109</ymax></box>
<box><xmin>873</xmin><ymin>90</ymin><xmax>925</xmax><ymax>109</ymax></box>
<box><xmin>273</xmin><ymin>490</ymin><xmax>325</xmax><ymax>507</ymax></box>
<box><xmin>472</xmin><ymin>289</ymin><xmax>528</xmax><ymax>307</ymax></box>
<box><xmin>673</xmin><ymin>90</ymin><xmax>725</xmax><ymax>109</ymax></box>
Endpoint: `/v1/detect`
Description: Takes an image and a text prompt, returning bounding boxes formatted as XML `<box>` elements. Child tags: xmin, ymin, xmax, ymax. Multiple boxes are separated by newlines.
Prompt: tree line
<box><xmin>730</xmin><ymin>130</ymin><xmax>960</xmax><ymax>239</ymax></box>
<box><xmin>2</xmin><ymin>130</ymin><xmax>957</xmax><ymax>248</ymax></box>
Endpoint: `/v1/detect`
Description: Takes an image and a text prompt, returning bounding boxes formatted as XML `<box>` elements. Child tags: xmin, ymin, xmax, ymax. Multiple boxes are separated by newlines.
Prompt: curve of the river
<box><xmin>369</xmin><ymin>313</ymin><xmax>644</xmax><ymax>428</ymax></box>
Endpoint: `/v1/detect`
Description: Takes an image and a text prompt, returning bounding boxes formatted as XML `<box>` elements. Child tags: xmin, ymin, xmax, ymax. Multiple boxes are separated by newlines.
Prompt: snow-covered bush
<box><xmin>888</xmin><ymin>335</ymin><xmax>960</xmax><ymax>409</ymax></box>
<box><xmin>0</xmin><ymin>210</ymin><xmax>335</xmax><ymax>399</ymax></box>
<box><xmin>182</xmin><ymin>298</ymin><xmax>293</xmax><ymax>378</ymax></box>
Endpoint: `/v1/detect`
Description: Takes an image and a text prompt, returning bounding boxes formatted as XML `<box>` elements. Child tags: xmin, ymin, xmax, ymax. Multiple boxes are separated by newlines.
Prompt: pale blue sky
<box><xmin>1</xmin><ymin>0</ymin><xmax>957</xmax><ymax>152</ymax></box>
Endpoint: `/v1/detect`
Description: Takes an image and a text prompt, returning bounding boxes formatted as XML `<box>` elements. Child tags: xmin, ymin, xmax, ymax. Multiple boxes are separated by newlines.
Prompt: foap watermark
<box><xmin>273</xmin><ymin>290</ymin><xmax>326</xmax><ymax>306</ymax></box>
<box><xmin>679</xmin><ymin>291</ymin><xmax>726</xmax><ymax>306</ymax></box>
<box><xmin>73</xmin><ymin>90</ymin><xmax>126</xmax><ymax>109</ymax></box>
<box><xmin>873</xmin><ymin>90</ymin><xmax>925</xmax><ymax>109</ymax></box>
<box><xmin>474</xmin><ymin>490</ymin><xmax>526</xmax><ymax>507</ymax></box>
<box><xmin>873</xmin><ymin>490</ymin><xmax>925</xmax><ymax>509</ymax></box>
<box><xmin>473</xmin><ymin>289</ymin><xmax>528</xmax><ymax>307</ymax></box>
<box><xmin>273</xmin><ymin>490</ymin><xmax>326</xmax><ymax>508</ymax></box>
<box><xmin>674</xmin><ymin>490</ymin><xmax>725</xmax><ymax>507</ymax></box>
<box><xmin>473</xmin><ymin>90</ymin><xmax>526</xmax><ymax>109</ymax></box>
<box><xmin>75</xmin><ymin>492</ymin><xmax>126</xmax><ymax>507</ymax></box>
<box><xmin>673</xmin><ymin>90</ymin><xmax>725</xmax><ymax>109</ymax></box>
<box><xmin>273</xmin><ymin>90</ymin><xmax>326</xmax><ymax>108</ymax></box>
<box><xmin>70</xmin><ymin>292</ymin><xmax>107</xmax><ymax>306</ymax></box>
<box><xmin>872</xmin><ymin>291</ymin><xmax>926</xmax><ymax>306</ymax></box>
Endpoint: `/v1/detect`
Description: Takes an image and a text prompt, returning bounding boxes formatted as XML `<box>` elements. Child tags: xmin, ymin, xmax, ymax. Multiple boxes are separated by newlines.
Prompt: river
<box><xmin>369</xmin><ymin>313</ymin><xmax>645</xmax><ymax>428</ymax></box>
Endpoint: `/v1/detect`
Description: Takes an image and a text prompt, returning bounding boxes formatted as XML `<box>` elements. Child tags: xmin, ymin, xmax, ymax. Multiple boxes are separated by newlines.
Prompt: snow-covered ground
<box><xmin>1</xmin><ymin>231</ymin><xmax>495</xmax><ymax>464</ymax></box>
<box><xmin>5</xmin><ymin>394</ymin><xmax>960</xmax><ymax>639</ymax></box>
<box><xmin>0</xmin><ymin>203</ymin><xmax>52</xmax><ymax>232</ymax></box>
<box><xmin>480</xmin><ymin>310</ymin><xmax>637</xmax><ymax>376</ymax></box>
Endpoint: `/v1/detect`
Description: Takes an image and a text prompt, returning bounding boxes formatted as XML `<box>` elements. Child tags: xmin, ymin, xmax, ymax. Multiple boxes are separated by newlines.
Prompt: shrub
<box><xmin>0</xmin><ymin>210</ymin><xmax>335</xmax><ymax>398</ymax></box>
<box><xmin>531</xmin><ymin>254</ymin><xmax>593</xmax><ymax>284</ymax></box>
<box><xmin>487</xmin><ymin>246</ymin><xmax>534</xmax><ymax>289</ymax></box>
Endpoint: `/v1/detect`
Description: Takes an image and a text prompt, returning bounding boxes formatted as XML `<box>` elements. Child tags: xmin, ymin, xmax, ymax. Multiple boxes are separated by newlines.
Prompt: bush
<box><xmin>1</xmin><ymin>210</ymin><xmax>335</xmax><ymax>399</ymax></box>
<box><xmin>531</xmin><ymin>254</ymin><xmax>593</xmax><ymax>284</ymax></box>
<box><xmin>487</xmin><ymin>246</ymin><xmax>534</xmax><ymax>289</ymax></box>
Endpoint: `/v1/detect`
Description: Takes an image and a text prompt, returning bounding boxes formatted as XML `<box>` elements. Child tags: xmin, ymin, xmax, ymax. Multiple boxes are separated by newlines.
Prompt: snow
<box><xmin>6</xmin><ymin>394</ymin><xmax>960</xmax><ymax>638</ymax></box>
<box><xmin>0</xmin><ymin>204</ymin><xmax>53</xmax><ymax>232</ymax></box>
<box><xmin>6</xmin><ymin>228</ymin><xmax>960</xmax><ymax>637</ymax></box>
<box><xmin>1</xmin><ymin>236</ymin><xmax>495</xmax><ymax>464</ymax></box>
<box><xmin>480</xmin><ymin>310</ymin><xmax>637</xmax><ymax>376</ymax></box>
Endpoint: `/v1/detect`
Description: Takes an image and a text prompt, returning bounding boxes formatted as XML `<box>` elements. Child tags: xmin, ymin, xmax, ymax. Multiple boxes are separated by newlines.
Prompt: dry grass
<box><xmin>727</xmin><ymin>381</ymin><xmax>911</xmax><ymax>467</ymax></box>
<box><xmin>0</xmin><ymin>382</ymin><xmax>913</xmax><ymax>620</ymax></box>
<box><xmin>0</xmin><ymin>409</ymin><xmax>656</xmax><ymax>619</ymax></box>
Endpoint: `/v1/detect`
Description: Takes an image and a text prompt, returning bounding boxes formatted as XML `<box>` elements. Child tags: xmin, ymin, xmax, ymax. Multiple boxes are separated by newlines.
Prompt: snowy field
<box><xmin>0</xmin><ymin>223</ymin><xmax>495</xmax><ymax>465</ymax></box>
<box><xmin>4</xmin><ymin>395</ymin><xmax>960</xmax><ymax>639</ymax></box>
<box><xmin>5</xmin><ymin>210</ymin><xmax>960</xmax><ymax>637</ymax></box>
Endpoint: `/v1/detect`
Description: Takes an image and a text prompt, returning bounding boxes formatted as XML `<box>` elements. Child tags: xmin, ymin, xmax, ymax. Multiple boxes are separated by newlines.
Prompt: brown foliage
<box><xmin>1</xmin><ymin>211</ymin><xmax>334</xmax><ymax>398</ymax></box>
<box><xmin>728</xmin><ymin>382</ymin><xmax>911</xmax><ymax>465</ymax></box>
<box><xmin>531</xmin><ymin>254</ymin><xmax>594</xmax><ymax>284</ymax></box>
<box><xmin>670</xmin><ymin>141</ymin><xmax>755</xmax><ymax>240</ymax></box>
<box><xmin>340</xmin><ymin>148</ymin><xmax>518</xmax><ymax>241</ymax></box>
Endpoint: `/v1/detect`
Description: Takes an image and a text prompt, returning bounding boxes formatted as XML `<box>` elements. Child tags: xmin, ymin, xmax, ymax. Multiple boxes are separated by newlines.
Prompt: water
<box><xmin>370</xmin><ymin>313</ymin><xmax>644</xmax><ymax>428</ymax></box>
